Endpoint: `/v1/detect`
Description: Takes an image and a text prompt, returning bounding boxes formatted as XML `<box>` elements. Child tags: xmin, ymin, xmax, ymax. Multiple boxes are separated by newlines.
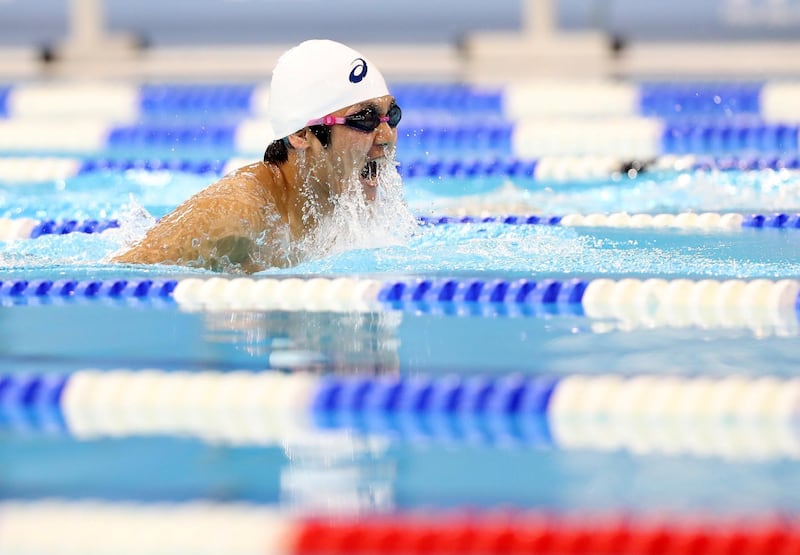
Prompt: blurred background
<box><xmin>2</xmin><ymin>0</ymin><xmax>800</xmax><ymax>80</ymax></box>
<box><xmin>3</xmin><ymin>2</ymin><xmax>800</xmax><ymax>555</ymax></box>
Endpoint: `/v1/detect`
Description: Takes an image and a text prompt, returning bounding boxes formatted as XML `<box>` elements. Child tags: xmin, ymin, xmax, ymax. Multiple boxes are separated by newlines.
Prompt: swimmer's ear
<box><xmin>286</xmin><ymin>130</ymin><xmax>310</xmax><ymax>150</ymax></box>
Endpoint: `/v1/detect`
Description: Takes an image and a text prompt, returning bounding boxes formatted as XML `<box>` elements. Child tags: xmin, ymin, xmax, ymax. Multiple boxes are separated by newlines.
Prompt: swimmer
<box><xmin>111</xmin><ymin>39</ymin><xmax>404</xmax><ymax>273</ymax></box>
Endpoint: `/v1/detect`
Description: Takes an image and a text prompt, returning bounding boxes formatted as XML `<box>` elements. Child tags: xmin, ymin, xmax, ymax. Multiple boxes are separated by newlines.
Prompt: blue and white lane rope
<box><xmin>2</xmin><ymin>369</ymin><xmax>799</xmax><ymax>460</ymax></box>
<box><xmin>2</xmin><ymin>118</ymin><xmax>800</xmax><ymax>157</ymax></box>
<box><xmin>1</xmin><ymin>81</ymin><xmax>798</xmax><ymax>119</ymax></box>
<box><xmin>0</xmin><ymin>218</ymin><xmax>121</xmax><ymax>241</ymax></box>
<box><xmin>2</xmin><ymin>154</ymin><xmax>800</xmax><ymax>183</ymax></box>
<box><xmin>3</xmin><ymin>211</ymin><xmax>800</xmax><ymax>243</ymax></box>
<box><xmin>0</xmin><ymin>116</ymin><xmax>800</xmax><ymax>158</ymax></box>
<box><xmin>0</xmin><ymin>276</ymin><xmax>798</xmax><ymax>335</ymax></box>
<box><xmin>0</xmin><ymin>278</ymin><xmax>179</xmax><ymax>303</ymax></box>
<box><xmin>420</xmin><ymin>211</ymin><xmax>800</xmax><ymax>230</ymax></box>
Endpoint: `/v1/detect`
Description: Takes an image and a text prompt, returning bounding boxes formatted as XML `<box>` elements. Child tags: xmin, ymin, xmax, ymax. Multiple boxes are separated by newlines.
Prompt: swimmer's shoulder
<box><xmin>223</xmin><ymin>161</ymin><xmax>279</xmax><ymax>184</ymax></box>
<box><xmin>112</xmin><ymin>161</ymin><xmax>286</xmax><ymax>269</ymax></box>
<box><xmin>205</xmin><ymin>161</ymin><xmax>281</xmax><ymax>204</ymax></box>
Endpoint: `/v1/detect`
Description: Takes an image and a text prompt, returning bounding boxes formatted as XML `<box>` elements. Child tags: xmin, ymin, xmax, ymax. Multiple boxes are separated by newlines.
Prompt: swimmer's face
<box><xmin>310</xmin><ymin>95</ymin><xmax>399</xmax><ymax>202</ymax></box>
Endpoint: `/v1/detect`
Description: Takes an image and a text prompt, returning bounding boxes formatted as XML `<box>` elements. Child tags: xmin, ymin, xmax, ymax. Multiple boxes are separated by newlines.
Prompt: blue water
<box><xmin>3</xmin><ymin>434</ymin><xmax>800</xmax><ymax>516</ymax></box>
<box><xmin>2</xmin><ymin>300</ymin><xmax>798</xmax><ymax>377</ymax></box>
<box><xmin>4</xmin><ymin>168</ymin><xmax>800</xmax><ymax>281</ymax></box>
<box><xmin>6</xmin><ymin>167</ymin><xmax>800</xmax><ymax>220</ymax></box>
<box><xmin>3</xmin><ymin>151</ymin><xmax>800</xmax><ymax>525</ymax></box>
<box><xmin>3</xmin><ymin>167</ymin><xmax>800</xmax><ymax>379</ymax></box>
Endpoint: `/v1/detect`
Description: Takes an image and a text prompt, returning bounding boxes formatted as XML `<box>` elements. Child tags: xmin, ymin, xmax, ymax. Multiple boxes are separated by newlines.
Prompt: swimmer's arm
<box><xmin>113</xmin><ymin>231</ymin><xmax>268</xmax><ymax>273</ymax></box>
<box><xmin>209</xmin><ymin>234</ymin><xmax>264</xmax><ymax>273</ymax></box>
<box><xmin>112</xmin><ymin>184</ymin><xmax>286</xmax><ymax>272</ymax></box>
<box><xmin>112</xmin><ymin>215</ymin><xmax>269</xmax><ymax>270</ymax></box>
<box><xmin>109</xmin><ymin>239</ymin><xmax>170</xmax><ymax>265</ymax></box>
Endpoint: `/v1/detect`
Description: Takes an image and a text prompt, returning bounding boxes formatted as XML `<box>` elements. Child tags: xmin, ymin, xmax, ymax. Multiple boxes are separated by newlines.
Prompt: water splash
<box><xmin>5</xmin><ymin>166</ymin><xmax>800</xmax><ymax>278</ymax></box>
<box><xmin>265</xmin><ymin>219</ymin><xmax>800</xmax><ymax>279</ymax></box>
<box><xmin>409</xmin><ymin>180</ymin><xmax>541</xmax><ymax>216</ymax></box>
<box><xmin>101</xmin><ymin>194</ymin><xmax>157</xmax><ymax>255</ymax></box>
<box><xmin>406</xmin><ymin>169</ymin><xmax>800</xmax><ymax>216</ymax></box>
<box><xmin>294</xmin><ymin>157</ymin><xmax>417</xmax><ymax>263</ymax></box>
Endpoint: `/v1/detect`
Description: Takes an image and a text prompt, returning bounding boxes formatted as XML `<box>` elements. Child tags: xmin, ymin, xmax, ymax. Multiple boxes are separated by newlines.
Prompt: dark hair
<box><xmin>263</xmin><ymin>125</ymin><xmax>332</xmax><ymax>164</ymax></box>
<box><xmin>263</xmin><ymin>139</ymin><xmax>289</xmax><ymax>164</ymax></box>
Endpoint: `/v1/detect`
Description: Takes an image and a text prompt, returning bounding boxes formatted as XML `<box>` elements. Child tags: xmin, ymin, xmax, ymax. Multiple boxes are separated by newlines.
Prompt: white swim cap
<box><xmin>266</xmin><ymin>39</ymin><xmax>390</xmax><ymax>141</ymax></box>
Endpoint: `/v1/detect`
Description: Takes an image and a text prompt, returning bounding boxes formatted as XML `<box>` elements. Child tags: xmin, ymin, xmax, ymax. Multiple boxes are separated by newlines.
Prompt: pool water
<box><xmin>5</xmin><ymin>168</ymin><xmax>800</xmax><ymax>280</ymax></box>
<box><xmin>2</xmin><ymin>80</ymin><xmax>800</xmax><ymax>554</ymax></box>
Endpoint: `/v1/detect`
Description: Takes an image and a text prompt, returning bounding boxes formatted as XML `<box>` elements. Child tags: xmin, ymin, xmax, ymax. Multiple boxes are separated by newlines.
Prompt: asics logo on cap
<box><xmin>349</xmin><ymin>58</ymin><xmax>368</xmax><ymax>83</ymax></box>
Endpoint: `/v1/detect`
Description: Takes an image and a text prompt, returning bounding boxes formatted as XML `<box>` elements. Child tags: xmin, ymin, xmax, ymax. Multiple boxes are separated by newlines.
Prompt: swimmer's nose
<box><xmin>373</xmin><ymin>119</ymin><xmax>395</xmax><ymax>147</ymax></box>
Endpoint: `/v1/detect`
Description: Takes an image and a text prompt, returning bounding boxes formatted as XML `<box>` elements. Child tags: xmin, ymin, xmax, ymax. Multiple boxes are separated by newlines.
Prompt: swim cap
<box><xmin>267</xmin><ymin>39</ymin><xmax>390</xmax><ymax>141</ymax></box>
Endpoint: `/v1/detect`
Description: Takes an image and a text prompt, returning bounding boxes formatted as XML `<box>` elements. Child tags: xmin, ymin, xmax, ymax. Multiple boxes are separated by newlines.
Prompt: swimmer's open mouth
<box><xmin>360</xmin><ymin>159</ymin><xmax>379</xmax><ymax>187</ymax></box>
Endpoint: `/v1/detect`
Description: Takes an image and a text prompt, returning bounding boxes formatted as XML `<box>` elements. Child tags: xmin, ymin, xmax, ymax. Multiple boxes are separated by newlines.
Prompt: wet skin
<box><xmin>111</xmin><ymin>95</ymin><xmax>398</xmax><ymax>273</ymax></box>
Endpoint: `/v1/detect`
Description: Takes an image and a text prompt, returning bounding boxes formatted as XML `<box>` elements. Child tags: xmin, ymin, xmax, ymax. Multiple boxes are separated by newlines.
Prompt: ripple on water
<box><xmin>264</xmin><ymin>223</ymin><xmax>800</xmax><ymax>278</ymax></box>
<box><xmin>3</xmin><ymin>168</ymin><xmax>800</xmax><ymax>278</ymax></box>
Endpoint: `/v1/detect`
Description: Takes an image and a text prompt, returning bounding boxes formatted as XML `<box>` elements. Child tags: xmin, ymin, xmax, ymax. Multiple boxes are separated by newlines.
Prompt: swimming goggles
<box><xmin>307</xmin><ymin>104</ymin><xmax>402</xmax><ymax>133</ymax></box>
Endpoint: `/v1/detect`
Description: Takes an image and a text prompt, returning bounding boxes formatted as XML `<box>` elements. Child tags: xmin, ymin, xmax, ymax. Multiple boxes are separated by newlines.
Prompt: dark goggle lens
<box><xmin>345</xmin><ymin>105</ymin><xmax>402</xmax><ymax>132</ymax></box>
<box><xmin>386</xmin><ymin>104</ymin><xmax>402</xmax><ymax>127</ymax></box>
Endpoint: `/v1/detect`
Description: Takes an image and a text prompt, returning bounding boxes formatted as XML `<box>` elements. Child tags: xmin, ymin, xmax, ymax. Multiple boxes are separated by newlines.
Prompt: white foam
<box><xmin>101</xmin><ymin>195</ymin><xmax>157</xmax><ymax>256</ymax></box>
<box><xmin>296</xmin><ymin>155</ymin><xmax>416</xmax><ymax>263</ymax></box>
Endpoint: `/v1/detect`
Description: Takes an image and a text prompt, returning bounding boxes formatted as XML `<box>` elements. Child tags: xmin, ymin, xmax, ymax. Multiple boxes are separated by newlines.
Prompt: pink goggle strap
<box><xmin>306</xmin><ymin>114</ymin><xmax>390</xmax><ymax>127</ymax></box>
